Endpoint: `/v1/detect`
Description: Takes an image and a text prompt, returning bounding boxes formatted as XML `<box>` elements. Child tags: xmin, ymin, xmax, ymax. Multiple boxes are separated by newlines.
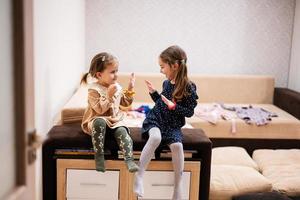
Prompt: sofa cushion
<box><xmin>212</xmin><ymin>146</ymin><xmax>258</xmax><ymax>170</ymax></box>
<box><xmin>60</xmin><ymin>85</ymin><xmax>88</xmax><ymax>124</ymax></box>
<box><xmin>232</xmin><ymin>191</ymin><xmax>293</xmax><ymax>200</ymax></box>
<box><xmin>190</xmin><ymin>75</ymin><xmax>274</xmax><ymax>104</ymax></box>
<box><xmin>262</xmin><ymin>165</ymin><xmax>300</xmax><ymax>197</ymax></box>
<box><xmin>118</xmin><ymin>73</ymin><xmax>275</xmax><ymax>104</ymax></box>
<box><xmin>252</xmin><ymin>149</ymin><xmax>300</xmax><ymax>197</ymax></box>
<box><xmin>252</xmin><ymin>149</ymin><xmax>300</xmax><ymax>171</ymax></box>
<box><xmin>209</xmin><ymin>165</ymin><xmax>272</xmax><ymax>200</ymax></box>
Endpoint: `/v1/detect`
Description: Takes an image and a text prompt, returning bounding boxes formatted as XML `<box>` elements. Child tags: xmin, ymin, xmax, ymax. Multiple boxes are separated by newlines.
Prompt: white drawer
<box><xmin>143</xmin><ymin>171</ymin><xmax>191</xmax><ymax>200</ymax></box>
<box><xmin>66</xmin><ymin>169</ymin><xmax>119</xmax><ymax>200</ymax></box>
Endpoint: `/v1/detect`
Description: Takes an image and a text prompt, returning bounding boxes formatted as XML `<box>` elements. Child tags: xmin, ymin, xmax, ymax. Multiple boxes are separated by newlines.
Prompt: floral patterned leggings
<box><xmin>91</xmin><ymin>118</ymin><xmax>137</xmax><ymax>172</ymax></box>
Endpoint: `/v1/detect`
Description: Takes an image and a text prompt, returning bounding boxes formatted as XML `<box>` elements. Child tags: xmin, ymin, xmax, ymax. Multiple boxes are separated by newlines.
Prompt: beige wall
<box><xmin>34</xmin><ymin>1</ymin><xmax>85</xmax><ymax>199</ymax></box>
<box><xmin>34</xmin><ymin>0</ymin><xmax>86</xmax><ymax>135</ymax></box>
<box><xmin>86</xmin><ymin>0</ymin><xmax>295</xmax><ymax>87</ymax></box>
<box><xmin>289</xmin><ymin>0</ymin><xmax>300</xmax><ymax>92</ymax></box>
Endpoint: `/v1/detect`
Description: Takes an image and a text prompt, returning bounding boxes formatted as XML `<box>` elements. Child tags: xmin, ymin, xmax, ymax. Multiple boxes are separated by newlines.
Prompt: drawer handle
<box><xmin>152</xmin><ymin>184</ymin><xmax>174</xmax><ymax>187</ymax></box>
<box><xmin>80</xmin><ymin>183</ymin><xmax>107</xmax><ymax>187</ymax></box>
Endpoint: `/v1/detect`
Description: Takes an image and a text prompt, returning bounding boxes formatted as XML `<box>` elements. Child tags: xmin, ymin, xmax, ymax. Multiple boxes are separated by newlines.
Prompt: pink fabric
<box><xmin>195</xmin><ymin>104</ymin><xmax>237</xmax><ymax>133</ymax></box>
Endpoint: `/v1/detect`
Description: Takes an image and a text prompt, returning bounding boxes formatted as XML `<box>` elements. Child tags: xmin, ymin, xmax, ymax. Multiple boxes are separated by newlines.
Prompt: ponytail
<box><xmin>173</xmin><ymin>60</ymin><xmax>190</xmax><ymax>101</ymax></box>
<box><xmin>80</xmin><ymin>72</ymin><xmax>89</xmax><ymax>85</ymax></box>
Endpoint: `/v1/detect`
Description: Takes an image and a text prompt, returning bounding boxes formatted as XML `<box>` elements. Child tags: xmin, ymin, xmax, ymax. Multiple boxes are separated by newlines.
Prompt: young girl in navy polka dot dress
<box><xmin>134</xmin><ymin>45</ymin><xmax>198</xmax><ymax>200</ymax></box>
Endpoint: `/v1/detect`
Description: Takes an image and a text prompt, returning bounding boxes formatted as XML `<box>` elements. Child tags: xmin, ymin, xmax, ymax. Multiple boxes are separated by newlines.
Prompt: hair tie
<box><xmin>102</xmin><ymin>56</ymin><xmax>105</xmax><ymax>62</ymax></box>
<box><xmin>181</xmin><ymin>59</ymin><xmax>185</xmax><ymax>65</ymax></box>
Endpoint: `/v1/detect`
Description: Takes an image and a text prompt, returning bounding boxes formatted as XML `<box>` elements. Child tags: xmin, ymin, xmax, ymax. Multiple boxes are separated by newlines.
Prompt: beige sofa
<box><xmin>61</xmin><ymin>73</ymin><xmax>300</xmax><ymax>140</ymax></box>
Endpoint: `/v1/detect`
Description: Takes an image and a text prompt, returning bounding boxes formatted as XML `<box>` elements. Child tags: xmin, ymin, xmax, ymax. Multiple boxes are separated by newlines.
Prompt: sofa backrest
<box><xmin>118</xmin><ymin>73</ymin><xmax>275</xmax><ymax>104</ymax></box>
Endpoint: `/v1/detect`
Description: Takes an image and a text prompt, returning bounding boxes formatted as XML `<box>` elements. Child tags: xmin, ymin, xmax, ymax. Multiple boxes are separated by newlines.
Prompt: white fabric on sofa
<box><xmin>188</xmin><ymin>103</ymin><xmax>300</xmax><ymax>139</ymax></box>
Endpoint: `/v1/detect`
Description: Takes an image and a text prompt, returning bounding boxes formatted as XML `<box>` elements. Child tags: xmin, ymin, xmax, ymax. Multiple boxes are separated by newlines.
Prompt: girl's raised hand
<box><xmin>145</xmin><ymin>80</ymin><xmax>155</xmax><ymax>93</ymax></box>
<box><xmin>128</xmin><ymin>73</ymin><xmax>135</xmax><ymax>91</ymax></box>
<box><xmin>107</xmin><ymin>84</ymin><xmax>118</xmax><ymax>99</ymax></box>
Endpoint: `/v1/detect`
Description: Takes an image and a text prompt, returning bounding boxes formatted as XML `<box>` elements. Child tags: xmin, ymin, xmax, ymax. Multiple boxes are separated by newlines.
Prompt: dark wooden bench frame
<box><xmin>42</xmin><ymin>125</ymin><xmax>212</xmax><ymax>200</ymax></box>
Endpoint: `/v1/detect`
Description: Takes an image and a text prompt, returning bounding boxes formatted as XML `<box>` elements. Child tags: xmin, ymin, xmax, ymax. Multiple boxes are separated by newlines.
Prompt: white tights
<box><xmin>134</xmin><ymin>127</ymin><xmax>184</xmax><ymax>200</ymax></box>
<box><xmin>169</xmin><ymin>142</ymin><xmax>184</xmax><ymax>200</ymax></box>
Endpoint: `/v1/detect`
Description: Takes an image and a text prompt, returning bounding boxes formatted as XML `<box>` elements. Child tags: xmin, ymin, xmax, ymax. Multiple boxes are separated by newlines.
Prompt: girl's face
<box><xmin>159</xmin><ymin>57</ymin><xmax>177</xmax><ymax>82</ymax></box>
<box><xmin>96</xmin><ymin>61</ymin><xmax>119</xmax><ymax>87</ymax></box>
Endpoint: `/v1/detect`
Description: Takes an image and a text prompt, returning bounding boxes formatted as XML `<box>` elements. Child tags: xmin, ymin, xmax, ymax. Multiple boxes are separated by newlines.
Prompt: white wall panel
<box><xmin>86</xmin><ymin>0</ymin><xmax>295</xmax><ymax>87</ymax></box>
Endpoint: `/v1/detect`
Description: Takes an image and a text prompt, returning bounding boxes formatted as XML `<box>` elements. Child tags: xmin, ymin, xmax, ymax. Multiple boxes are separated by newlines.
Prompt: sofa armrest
<box><xmin>274</xmin><ymin>87</ymin><xmax>300</xmax><ymax>119</ymax></box>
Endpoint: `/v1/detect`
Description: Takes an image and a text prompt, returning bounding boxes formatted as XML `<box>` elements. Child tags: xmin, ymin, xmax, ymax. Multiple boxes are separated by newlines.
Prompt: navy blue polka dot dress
<box><xmin>142</xmin><ymin>80</ymin><xmax>198</xmax><ymax>145</ymax></box>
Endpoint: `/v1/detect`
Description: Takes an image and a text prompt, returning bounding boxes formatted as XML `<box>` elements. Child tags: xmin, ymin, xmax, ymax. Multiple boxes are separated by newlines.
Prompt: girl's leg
<box><xmin>134</xmin><ymin>127</ymin><xmax>161</xmax><ymax>197</ymax></box>
<box><xmin>113</xmin><ymin>127</ymin><xmax>139</xmax><ymax>172</ymax></box>
<box><xmin>169</xmin><ymin>142</ymin><xmax>184</xmax><ymax>200</ymax></box>
<box><xmin>91</xmin><ymin>118</ymin><xmax>107</xmax><ymax>172</ymax></box>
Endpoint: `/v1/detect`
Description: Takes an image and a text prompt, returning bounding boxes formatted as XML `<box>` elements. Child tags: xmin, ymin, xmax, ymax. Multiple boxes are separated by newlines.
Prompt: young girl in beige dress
<box><xmin>81</xmin><ymin>52</ymin><xmax>139</xmax><ymax>173</ymax></box>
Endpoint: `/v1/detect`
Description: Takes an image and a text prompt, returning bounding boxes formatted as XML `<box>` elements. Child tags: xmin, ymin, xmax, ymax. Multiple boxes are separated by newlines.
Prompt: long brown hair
<box><xmin>80</xmin><ymin>52</ymin><xmax>117</xmax><ymax>84</ymax></box>
<box><xmin>160</xmin><ymin>45</ymin><xmax>190</xmax><ymax>101</ymax></box>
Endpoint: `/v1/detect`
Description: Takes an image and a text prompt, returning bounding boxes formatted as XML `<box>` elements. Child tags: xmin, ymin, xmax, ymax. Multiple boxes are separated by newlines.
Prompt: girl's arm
<box><xmin>163</xmin><ymin>83</ymin><xmax>198</xmax><ymax>117</ymax></box>
<box><xmin>150</xmin><ymin>91</ymin><xmax>160</xmax><ymax>102</ymax></box>
<box><xmin>88</xmin><ymin>89</ymin><xmax>113</xmax><ymax>114</ymax></box>
<box><xmin>145</xmin><ymin>80</ymin><xmax>161</xmax><ymax>103</ymax></box>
